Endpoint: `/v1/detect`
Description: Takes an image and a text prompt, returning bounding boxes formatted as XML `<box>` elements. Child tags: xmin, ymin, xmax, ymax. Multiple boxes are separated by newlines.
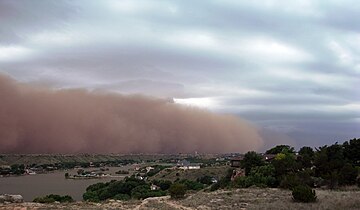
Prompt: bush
<box><xmin>339</xmin><ymin>163</ymin><xmax>358</xmax><ymax>186</ymax></box>
<box><xmin>178</xmin><ymin>179</ymin><xmax>204</xmax><ymax>191</ymax></box>
<box><xmin>33</xmin><ymin>194</ymin><xmax>74</xmax><ymax>203</ymax></box>
<box><xmin>210</xmin><ymin>182</ymin><xmax>221</xmax><ymax>191</ymax></box>
<box><xmin>279</xmin><ymin>174</ymin><xmax>302</xmax><ymax>189</ymax></box>
<box><xmin>169</xmin><ymin>183</ymin><xmax>186</xmax><ymax>199</ymax></box>
<box><xmin>113</xmin><ymin>194</ymin><xmax>130</xmax><ymax>201</ymax></box>
<box><xmin>197</xmin><ymin>175</ymin><xmax>213</xmax><ymax>185</ymax></box>
<box><xmin>292</xmin><ymin>185</ymin><xmax>317</xmax><ymax>203</ymax></box>
<box><xmin>83</xmin><ymin>176</ymin><xmax>165</xmax><ymax>202</ymax></box>
<box><xmin>152</xmin><ymin>180</ymin><xmax>172</xmax><ymax>191</ymax></box>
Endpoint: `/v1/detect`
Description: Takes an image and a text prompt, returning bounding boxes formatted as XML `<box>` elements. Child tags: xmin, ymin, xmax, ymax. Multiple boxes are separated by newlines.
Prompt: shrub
<box><xmin>113</xmin><ymin>194</ymin><xmax>130</xmax><ymax>201</ymax></box>
<box><xmin>279</xmin><ymin>174</ymin><xmax>302</xmax><ymax>189</ymax></box>
<box><xmin>83</xmin><ymin>177</ymin><xmax>165</xmax><ymax>202</ymax></box>
<box><xmin>292</xmin><ymin>185</ymin><xmax>317</xmax><ymax>203</ymax></box>
<box><xmin>169</xmin><ymin>183</ymin><xmax>186</xmax><ymax>199</ymax></box>
<box><xmin>210</xmin><ymin>182</ymin><xmax>220</xmax><ymax>191</ymax></box>
<box><xmin>83</xmin><ymin>191</ymin><xmax>100</xmax><ymax>202</ymax></box>
<box><xmin>178</xmin><ymin>179</ymin><xmax>204</xmax><ymax>191</ymax></box>
<box><xmin>197</xmin><ymin>175</ymin><xmax>213</xmax><ymax>185</ymax></box>
<box><xmin>33</xmin><ymin>194</ymin><xmax>74</xmax><ymax>203</ymax></box>
<box><xmin>152</xmin><ymin>180</ymin><xmax>172</xmax><ymax>191</ymax></box>
<box><xmin>339</xmin><ymin>163</ymin><xmax>358</xmax><ymax>186</ymax></box>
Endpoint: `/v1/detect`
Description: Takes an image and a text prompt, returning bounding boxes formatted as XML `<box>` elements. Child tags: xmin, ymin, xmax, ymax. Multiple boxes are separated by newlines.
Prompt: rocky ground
<box><xmin>1</xmin><ymin>188</ymin><xmax>360</xmax><ymax>210</ymax></box>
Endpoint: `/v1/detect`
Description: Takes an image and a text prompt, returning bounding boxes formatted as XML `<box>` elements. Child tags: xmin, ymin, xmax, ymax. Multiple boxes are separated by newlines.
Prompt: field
<box><xmin>2</xmin><ymin>188</ymin><xmax>360</xmax><ymax>210</ymax></box>
<box><xmin>149</xmin><ymin>165</ymin><xmax>229</xmax><ymax>182</ymax></box>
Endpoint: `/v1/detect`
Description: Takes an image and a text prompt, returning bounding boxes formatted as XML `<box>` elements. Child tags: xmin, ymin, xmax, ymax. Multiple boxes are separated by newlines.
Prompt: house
<box><xmin>177</xmin><ymin>160</ymin><xmax>201</xmax><ymax>170</ymax></box>
<box><xmin>187</xmin><ymin>164</ymin><xmax>201</xmax><ymax>170</ymax></box>
<box><xmin>177</xmin><ymin>160</ymin><xmax>190</xmax><ymax>167</ymax></box>
<box><xmin>230</xmin><ymin>156</ymin><xmax>243</xmax><ymax>167</ymax></box>
<box><xmin>262</xmin><ymin>154</ymin><xmax>277</xmax><ymax>161</ymax></box>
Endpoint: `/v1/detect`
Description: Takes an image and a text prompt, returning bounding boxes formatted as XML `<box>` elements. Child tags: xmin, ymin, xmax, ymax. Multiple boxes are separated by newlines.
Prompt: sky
<box><xmin>0</xmin><ymin>0</ymin><xmax>359</xmax><ymax>149</ymax></box>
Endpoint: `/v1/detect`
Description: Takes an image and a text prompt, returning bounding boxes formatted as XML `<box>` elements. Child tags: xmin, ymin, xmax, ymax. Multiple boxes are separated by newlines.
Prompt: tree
<box><xmin>339</xmin><ymin>163</ymin><xmax>358</xmax><ymax>186</ymax></box>
<box><xmin>314</xmin><ymin>143</ymin><xmax>345</xmax><ymax>178</ymax></box>
<box><xmin>343</xmin><ymin>138</ymin><xmax>360</xmax><ymax>166</ymax></box>
<box><xmin>298</xmin><ymin>146</ymin><xmax>314</xmax><ymax>169</ymax></box>
<box><xmin>266</xmin><ymin>145</ymin><xmax>295</xmax><ymax>155</ymax></box>
<box><xmin>241</xmin><ymin>151</ymin><xmax>264</xmax><ymax>175</ymax></box>
<box><xmin>271</xmin><ymin>152</ymin><xmax>297</xmax><ymax>177</ymax></box>
<box><xmin>169</xmin><ymin>183</ymin><xmax>186</xmax><ymax>199</ymax></box>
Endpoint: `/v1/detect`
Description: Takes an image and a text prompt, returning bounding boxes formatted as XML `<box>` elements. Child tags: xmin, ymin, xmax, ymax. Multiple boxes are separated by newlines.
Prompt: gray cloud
<box><xmin>0</xmin><ymin>0</ymin><xmax>359</xmax><ymax>149</ymax></box>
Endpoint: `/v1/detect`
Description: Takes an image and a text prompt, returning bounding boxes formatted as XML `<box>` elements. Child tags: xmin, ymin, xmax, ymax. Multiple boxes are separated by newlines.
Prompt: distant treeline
<box><xmin>0</xmin><ymin>154</ymin><xmax>191</xmax><ymax>166</ymax></box>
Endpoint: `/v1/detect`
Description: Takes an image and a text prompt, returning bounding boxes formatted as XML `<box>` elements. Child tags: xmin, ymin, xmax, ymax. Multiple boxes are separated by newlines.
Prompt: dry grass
<box><xmin>1</xmin><ymin>188</ymin><xmax>360</xmax><ymax>209</ymax></box>
<box><xmin>178</xmin><ymin>188</ymin><xmax>360</xmax><ymax>210</ymax></box>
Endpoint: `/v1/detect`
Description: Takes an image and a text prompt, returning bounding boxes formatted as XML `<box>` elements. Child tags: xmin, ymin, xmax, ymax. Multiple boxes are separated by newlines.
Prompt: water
<box><xmin>0</xmin><ymin>167</ymin><xmax>130</xmax><ymax>201</ymax></box>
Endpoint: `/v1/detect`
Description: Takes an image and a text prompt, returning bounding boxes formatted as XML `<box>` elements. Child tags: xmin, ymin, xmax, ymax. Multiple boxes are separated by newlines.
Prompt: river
<box><xmin>0</xmin><ymin>167</ymin><xmax>131</xmax><ymax>201</ymax></box>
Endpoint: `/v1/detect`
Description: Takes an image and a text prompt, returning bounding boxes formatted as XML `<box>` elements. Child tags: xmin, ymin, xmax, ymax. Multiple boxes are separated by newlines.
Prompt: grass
<box><xmin>149</xmin><ymin>165</ymin><xmax>230</xmax><ymax>182</ymax></box>
<box><xmin>3</xmin><ymin>188</ymin><xmax>359</xmax><ymax>209</ymax></box>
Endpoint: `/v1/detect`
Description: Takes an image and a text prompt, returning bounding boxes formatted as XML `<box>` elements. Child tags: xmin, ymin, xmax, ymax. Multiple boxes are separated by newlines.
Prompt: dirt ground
<box><xmin>1</xmin><ymin>188</ymin><xmax>360</xmax><ymax>210</ymax></box>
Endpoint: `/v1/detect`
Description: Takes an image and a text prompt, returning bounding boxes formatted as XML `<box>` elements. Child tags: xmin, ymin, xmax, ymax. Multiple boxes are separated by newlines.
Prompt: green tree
<box><xmin>271</xmin><ymin>153</ymin><xmax>297</xmax><ymax>177</ymax></box>
<box><xmin>266</xmin><ymin>145</ymin><xmax>295</xmax><ymax>155</ymax></box>
<box><xmin>339</xmin><ymin>163</ymin><xmax>358</xmax><ymax>186</ymax></box>
<box><xmin>169</xmin><ymin>183</ymin><xmax>186</xmax><ymax>199</ymax></box>
<box><xmin>298</xmin><ymin>146</ymin><xmax>314</xmax><ymax>169</ymax></box>
<box><xmin>343</xmin><ymin>138</ymin><xmax>360</xmax><ymax>166</ymax></box>
<box><xmin>314</xmin><ymin>144</ymin><xmax>345</xmax><ymax>179</ymax></box>
<box><xmin>241</xmin><ymin>151</ymin><xmax>264</xmax><ymax>175</ymax></box>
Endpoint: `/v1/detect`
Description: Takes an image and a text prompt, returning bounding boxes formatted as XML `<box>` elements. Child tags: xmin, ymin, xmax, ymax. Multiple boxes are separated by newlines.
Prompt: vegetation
<box><xmin>292</xmin><ymin>185</ymin><xmax>317</xmax><ymax>203</ymax></box>
<box><xmin>115</xmin><ymin>170</ymin><xmax>129</xmax><ymax>175</ymax></box>
<box><xmin>266</xmin><ymin>145</ymin><xmax>295</xmax><ymax>154</ymax></box>
<box><xmin>241</xmin><ymin>151</ymin><xmax>264</xmax><ymax>175</ymax></box>
<box><xmin>169</xmin><ymin>183</ymin><xmax>187</xmax><ymax>199</ymax></box>
<box><xmin>33</xmin><ymin>194</ymin><xmax>74</xmax><ymax>203</ymax></box>
<box><xmin>152</xmin><ymin>179</ymin><xmax>172</xmax><ymax>191</ymax></box>
<box><xmin>177</xmin><ymin>179</ymin><xmax>204</xmax><ymax>191</ymax></box>
<box><xmin>211</xmin><ymin>138</ymin><xmax>360</xmax><ymax>203</ymax></box>
<box><xmin>83</xmin><ymin>176</ymin><xmax>166</xmax><ymax>202</ymax></box>
<box><xmin>146</xmin><ymin>165</ymin><xmax>171</xmax><ymax>177</ymax></box>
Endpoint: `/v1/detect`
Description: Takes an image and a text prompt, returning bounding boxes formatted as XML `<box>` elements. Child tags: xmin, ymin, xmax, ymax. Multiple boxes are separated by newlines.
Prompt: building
<box><xmin>177</xmin><ymin>160</ymin><xmax>201</xmax><ymax>170</ymax></box>
<box><xmin>262</xmin><ymin>154</ymin><xmax>277</xmax><ymax>161</ymax></box>
<box><xmin>230</xmin><ymin>156</ymin><xmax>243</xmax><ymax>167</ymax></box>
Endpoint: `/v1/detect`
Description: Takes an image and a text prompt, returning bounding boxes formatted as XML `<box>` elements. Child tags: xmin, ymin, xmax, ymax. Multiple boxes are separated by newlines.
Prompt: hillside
<box><xmin>2</xmin><ymin>188</ymin><xmax>360</xmax><ymax>209</ymax></box>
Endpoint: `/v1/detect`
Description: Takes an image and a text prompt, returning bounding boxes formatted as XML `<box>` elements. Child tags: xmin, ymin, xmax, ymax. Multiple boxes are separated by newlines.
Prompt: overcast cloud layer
<box><xmin>0</xmin><ymin>0</ymin><xmax>359</xmax><ymax>148</ymax></box>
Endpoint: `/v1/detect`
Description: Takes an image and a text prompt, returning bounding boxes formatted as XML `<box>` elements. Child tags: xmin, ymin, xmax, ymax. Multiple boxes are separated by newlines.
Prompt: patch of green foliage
<box><xmin>83</xmin><ymin>176</ymin><xmax>166</xmax><ymax>202</ymax></box>
<box><xmin>292</xmin><ymin>185</ymin><xmax>317</xmax><ymax>203</ymax></box>
<box><xmin>241</xmin><ymin>151</ymin><xmax>264</xmax><ymax>175</ymax></box>
<box><xmin>215</xmin><ymin>139</ymin><xmax>360</xmax><ymax>192</ymax></box>
<box><xmin>33</xmin><ymin>194</ymin><xmax>74</xmax><ymax>203</ymax></box>
<box><xmin>152</xmin><ymin>179</ymin><xmax>172</xmax><ymax>191</ymax></box>
<box><xmin>177</xmin><ymin>179</ymin><xmax>204</xmax><ymax>191</ymax></box>
<box><xmin>197</xmin><ymin>175</ymin><xmax>213</xmax><ymax>185</ymax></box>
<box><xmin>169</xmin><ymin>183</ymin><xmax>186</xmax><ymax>199</ymax></box>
